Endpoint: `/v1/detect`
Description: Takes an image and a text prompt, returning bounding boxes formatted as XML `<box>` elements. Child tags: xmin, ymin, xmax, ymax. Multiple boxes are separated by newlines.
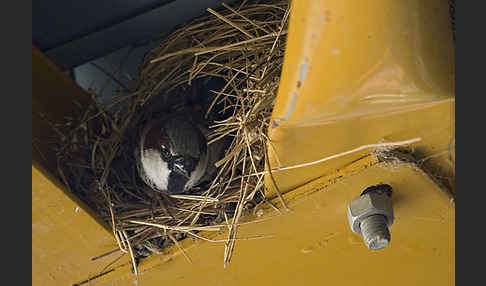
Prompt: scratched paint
<box><xmin>298</xmin><ymin>59</ymin><xmax>309</xmax><ymax>82</ymax></box>
<box><xmin>282</xmin><ymin>60</ymin><xmax>309</xmax><ymax>121</ymax></box>
<box><xmin>282</xmin><ymin>92</ymin><xmax>298</xmax><ymax>120</ymax></box>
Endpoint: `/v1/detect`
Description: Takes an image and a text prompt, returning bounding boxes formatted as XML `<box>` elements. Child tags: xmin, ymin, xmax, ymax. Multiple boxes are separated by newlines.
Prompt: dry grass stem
<box><xmin>51</xmin><ymin>0</ymin><xmax>291</xmax><ymax>269</ymax></box>
<box><xmin>122</xmin><ymin>230</ymin><xmax>138</xmax><ymax>277</ymax></box>
<box><xmin>168</xmin><ymin>233</ymin><xmax>193</xmax><ymax>264</ymax></box>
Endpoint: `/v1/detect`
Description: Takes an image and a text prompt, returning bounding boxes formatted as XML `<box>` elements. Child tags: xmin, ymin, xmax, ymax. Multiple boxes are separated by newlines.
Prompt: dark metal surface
<box><xmin>33</xmin><ymin>0</ymin><xmax>173</xmax><ymax>51</ymax></box>
<box><xmin>34</xmin><ymin>0</ymin><xmax>239</xmax><ymax>70</ymax></box>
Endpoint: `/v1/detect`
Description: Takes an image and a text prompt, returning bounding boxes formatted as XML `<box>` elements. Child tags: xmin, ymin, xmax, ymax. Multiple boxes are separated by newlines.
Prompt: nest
<box><xmin>53</xmin><ymin>0</ymin><xmax>290</xmax><ymax>271</ymax></box>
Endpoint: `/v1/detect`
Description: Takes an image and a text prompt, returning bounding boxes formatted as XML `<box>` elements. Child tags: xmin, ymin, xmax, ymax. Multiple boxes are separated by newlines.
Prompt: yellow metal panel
<box><xmin>95</xmin><ymin>159</ymin><xmax>454</xmax><ymax>286</ymax></box>
<box><xmin>266</xmin><ymin>0</ymin><xmax>454</xmax><ymax>194</ymax></box>
<box><xmin>31</xmin><ymin>1</ymin><xmax>455</xmax><ymax>283</ymax></box>
<box><xmin>32</xmin><ymin>46</ymin><xmax>133</xmax><ymax>286</ymax></box>
<box><xmin>32</xmin><ymin>165</ymin><xmax>131</xmax><ymax>286</ymax></box>
<box><xmin>32</xmin><ymin>45</ymin><xmax>91</xmax><ymax>174</ymax></box>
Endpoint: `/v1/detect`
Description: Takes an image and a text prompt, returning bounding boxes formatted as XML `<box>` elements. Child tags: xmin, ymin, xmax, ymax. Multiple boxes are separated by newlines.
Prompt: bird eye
<box><xmin>159</xmin><ymin>148</ymin><xmax>172</xmax><ymax>163</ymax></box>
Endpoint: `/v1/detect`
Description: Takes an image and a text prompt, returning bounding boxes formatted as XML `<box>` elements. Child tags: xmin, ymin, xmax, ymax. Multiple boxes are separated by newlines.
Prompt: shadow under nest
<box><xmin>53</xmin><ymin>0</ymin><xmax>290</xmax><ymax>268</ymax></box>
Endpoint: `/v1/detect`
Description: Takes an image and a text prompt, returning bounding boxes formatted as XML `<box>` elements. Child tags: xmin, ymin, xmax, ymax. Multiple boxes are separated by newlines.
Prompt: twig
<box><xmin>122</xmin><ymin>230</ymin><xmax>138</xmax><ymax>278</ymax></box>
<box><xmin>168</xmin><ymin>233</ymin><xmax>192</xmax><ymax>264</ymax></box>
<box><xmin>207</xmin><ymin>8</ymin><xmax>255</xmax><ymax>39</ymax></box>
<box><xmin>90</xmin><ymin>248</ymin><xmax>120</xmax><ymax>261</ymax></box>
<box><xmin>264</xmin><ymin>142</ymin><xmax>289</xmax><ymax>211</ymax></box>
<box><xmin>194</xmin><ymin>31</ymin><xmax>287</xmax><ymax>56</ymax></box>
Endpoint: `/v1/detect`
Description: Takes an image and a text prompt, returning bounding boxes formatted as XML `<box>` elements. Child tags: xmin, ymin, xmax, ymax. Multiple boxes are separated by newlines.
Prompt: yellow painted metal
<box><xmin>32</xmin><ymin>165</ymin><xmax>132</xmax><ymax>286</ymax></box>
<box><xmin>32</xmin><ymin>46</ymin><xmax>133</xmax><ymax>286</ymax></box>
<box><xmin>32</xmin><ymin>0</ymin><xmax>455</xmax><ymax>283</ymax></box>
<box><xmin>88</xmin><ymin>158</ymin><xmax>454</xmax><ymax>286</ymax></box>
<box><xmin>266</xmin><ymin>0</ymin><xmax>455</xmax><ymax>195</ymax></box>
<box><xmin>32</xmin><ymin>46</ymin><xmax>91</xmax><ymax>174</ymax></box>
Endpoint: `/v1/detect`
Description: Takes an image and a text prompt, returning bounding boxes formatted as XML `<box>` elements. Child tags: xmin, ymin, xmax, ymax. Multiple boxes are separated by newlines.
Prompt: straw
<box><xmin>52</xmin><ymin>0</ymin><xmax>291</xmax><ymax>267</ymax></box>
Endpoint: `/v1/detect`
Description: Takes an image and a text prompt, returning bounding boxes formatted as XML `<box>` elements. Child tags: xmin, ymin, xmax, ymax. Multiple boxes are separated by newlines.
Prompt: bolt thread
<box><xmin>361</xmin><ymin>215</ymin><xmax>390</xmax><ymax>250</ymax></box>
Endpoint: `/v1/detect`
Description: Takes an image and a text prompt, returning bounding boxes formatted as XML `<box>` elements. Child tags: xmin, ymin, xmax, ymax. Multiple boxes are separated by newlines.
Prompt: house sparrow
<box><xmin>135</xmin><ymin>77</ymin><xmax>232</xmax><ymax>195</ymax></box>
<box><xmin>135</xmin><ymin>112</ymin><xmax>229</xmax><ymax>195</ymax></box>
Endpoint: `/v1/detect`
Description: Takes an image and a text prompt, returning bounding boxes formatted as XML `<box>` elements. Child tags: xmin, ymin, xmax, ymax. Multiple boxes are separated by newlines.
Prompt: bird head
<box><xmin>136</xmin><ymin>114</ymin><xmax>208</xmax><ymax>195</ymax></box>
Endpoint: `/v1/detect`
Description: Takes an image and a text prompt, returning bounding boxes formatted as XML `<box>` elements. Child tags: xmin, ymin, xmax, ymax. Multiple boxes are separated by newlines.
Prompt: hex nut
<box><xmin>347</xmin><ymin>192</ymin><xmax>394</xmax><ymax>234</ymax></box>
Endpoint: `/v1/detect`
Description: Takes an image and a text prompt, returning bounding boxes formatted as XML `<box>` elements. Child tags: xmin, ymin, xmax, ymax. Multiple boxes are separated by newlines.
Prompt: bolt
<box><xmin>347</xmin><ymin>184</ymin><xmax>393</xmax><ymax>250</ymax></box>
<box><xmin>360</xmin><ymin>215</ymin><xmax>391</xmax><ymax>250</ymax></box>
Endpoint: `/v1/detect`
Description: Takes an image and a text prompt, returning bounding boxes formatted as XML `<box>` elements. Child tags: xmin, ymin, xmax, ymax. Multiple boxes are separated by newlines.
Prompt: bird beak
<box><xmin>173</xmin><ymin>165</ymin><xmax>190</xmax><ymax>179</ymax></box>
